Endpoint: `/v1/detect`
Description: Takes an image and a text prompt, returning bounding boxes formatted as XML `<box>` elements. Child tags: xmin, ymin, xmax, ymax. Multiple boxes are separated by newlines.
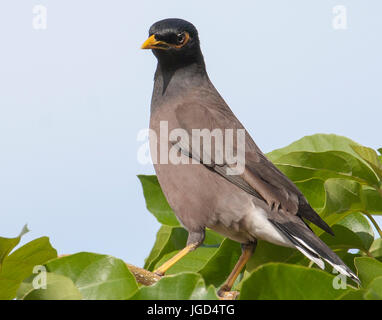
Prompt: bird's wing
<box><xmin>174</xmin><ymin>102</ymin><xmax>333</xmax><ymax>235</ymax></box>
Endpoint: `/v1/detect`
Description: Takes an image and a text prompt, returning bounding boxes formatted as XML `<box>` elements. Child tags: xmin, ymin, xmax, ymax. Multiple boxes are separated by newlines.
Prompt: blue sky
<box><xmin>0</xmin><ymin>1</ymin><xmax>381</xmax><ymax>266</ymax></box>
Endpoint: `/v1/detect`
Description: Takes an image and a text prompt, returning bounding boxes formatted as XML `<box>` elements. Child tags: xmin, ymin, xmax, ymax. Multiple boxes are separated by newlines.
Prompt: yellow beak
<box><xmin>141</xmin><ymin>34</ymin><xmax>169</xmax><ymax>50</ymax></box>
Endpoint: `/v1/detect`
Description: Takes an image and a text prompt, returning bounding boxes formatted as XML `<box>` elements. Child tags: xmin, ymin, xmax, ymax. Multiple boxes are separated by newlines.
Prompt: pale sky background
<box><xmin>0</xmin><ymin>1</ymin><xmax>381</xmax><ymax>266</ymax></box>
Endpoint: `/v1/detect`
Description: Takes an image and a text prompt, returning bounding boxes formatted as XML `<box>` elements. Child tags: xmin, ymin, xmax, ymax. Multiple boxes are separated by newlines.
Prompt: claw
<box><xmin>218</xmin><ymin>290</ymin><xmax>239</xmax><ymax>300</ymax></box>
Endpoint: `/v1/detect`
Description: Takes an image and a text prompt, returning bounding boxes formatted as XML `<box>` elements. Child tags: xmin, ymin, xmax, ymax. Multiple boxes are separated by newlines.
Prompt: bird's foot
<box><xmin>154</xmin><ymin>271</ymin><xmax>165</xmax><ymax>277</ymax></box>
<box><xmin>217</xmin><ymin>289</ymin><xmax>239</xmax><ymax>300</ymax></box>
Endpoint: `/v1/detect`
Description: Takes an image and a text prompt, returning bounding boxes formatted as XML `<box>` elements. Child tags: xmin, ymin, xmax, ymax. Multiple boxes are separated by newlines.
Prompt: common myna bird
<box><xmin>141</xmin><ymin>18</ymin><xmax>360</xmax><ymax>296</ymax></box>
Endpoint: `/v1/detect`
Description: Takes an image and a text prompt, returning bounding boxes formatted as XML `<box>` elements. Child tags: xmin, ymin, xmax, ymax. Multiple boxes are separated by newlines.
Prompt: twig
<box><xmin>363</xmin><ymin>211</ymin><xmax>382</xmax><ymax>239</ymax></box>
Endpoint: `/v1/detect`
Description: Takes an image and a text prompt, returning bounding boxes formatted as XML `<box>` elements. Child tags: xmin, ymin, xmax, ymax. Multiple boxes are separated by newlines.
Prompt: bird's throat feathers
<box><xmin>153</xmin><ymin>51</ymin><xmax>206</xmax><ymax>96</ymax></box>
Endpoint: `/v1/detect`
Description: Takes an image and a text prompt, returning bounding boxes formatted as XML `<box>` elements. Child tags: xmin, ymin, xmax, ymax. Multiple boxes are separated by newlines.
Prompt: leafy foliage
<box><xmin>18</xmin><ymin>273</ymin><xmax>82</xmax><ymax>300</ymax></box>
<box><xmin>0</xmin><ymin>235</ymin><xmax>57</xmax><ymax>300</ymax></box>
<box><xmin>45</xmin><ymin>253</ymin><xmax>139</xmax><ymax>299</ymax></box>
<box><xmin>1</xmin><ymin>134</ymin><xmax>382</xmax><ymax>300</ymax></box>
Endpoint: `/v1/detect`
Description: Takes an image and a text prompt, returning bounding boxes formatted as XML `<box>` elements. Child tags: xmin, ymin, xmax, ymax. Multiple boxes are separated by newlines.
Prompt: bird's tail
<box><xmin>270</xmin><ymin>219</ymin><xmax>360</xmax><ymax>285</ymax></box>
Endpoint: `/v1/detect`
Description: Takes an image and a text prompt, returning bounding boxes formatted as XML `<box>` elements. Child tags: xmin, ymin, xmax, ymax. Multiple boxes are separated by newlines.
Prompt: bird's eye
<box><xmin>177</xmin><ymin>33</ymin><xmax>186</xmax><ymax>44</ymax></box>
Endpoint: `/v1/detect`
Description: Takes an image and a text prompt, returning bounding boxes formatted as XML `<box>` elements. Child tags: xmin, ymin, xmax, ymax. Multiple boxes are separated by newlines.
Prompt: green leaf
<box><xmin>0</xmin><ymin>225</ymin><xmax>29</xmax><ymax>269</ymax></box>
<box><xmin>144</xmin><ymin>227</ymin><xmax>223</xmax><ymax>272</ymax></box>
<box><xmin>45</xmin><ymin>252</ymin><xmax>138</xmax><ymax>300</ymax></box>
<box><xmin>351</xmin><ymin>145</ymin><xmax>382</xmax><ymax>181</ymax></box>
<box><xmin>320</xmin><ymin>226</ymin><xmax>367</xmax><ymax>253</ymax></box>
<box><xmin>295</xmin><ymin>179</ymin><xmax>326</xmax><ymax>211</ymax></box>
<box><xmin>370</xmin><ymin>238</ymin><xmax>382</xmax><ymax>259</ymax></box>
<box><xmin>246</xmin><ymin>241</ymin><xmax>297</xmax><ymax>272</ymax></box>
<box><xmin>364</xmin><ymin>276</ymin><xmax>382</xmax><ymax>300</ymax></box>
<box><xmin>130</xmin><ymin>272</ymin><xmax>218</xmax><ymax>300</ymax></box>
<box><xmin>19</xmin><ymin>273</ymin><xmax>83</xmax><ymax>300</ymax></box>
<box><xmin>354</xmin><ymin>257</ymin><xmax>382</xmax><ymax>287</ymax></box>
<box><xmin>275</xmin><ymin>151</ymin><xmax>379</xmax><ymax>187</ymax></box>
<box><xmin>203</xmin><ymin>229</ymin><xmax>225</xmax><ymax>245</ymax></box>
<box><xmin>322</xmin><ymin>179</ymin><xmax>365</xmax><ymax>216</ymax></box>
<box><xmin>337</xmin><ymin>213</ymin><xmax>374</xmax><ymax>249</ymax></box>
<box><xmin>138</xmin><ymin>175</ymin><xmax>180</xmax><ymax>226</ymax></box>
<box><xmin>153</xmin><ymin>247</ymin><xmax>218</xmax><ymax>275</ymax></box>
<box><xmin>338</xmin><ymin>289</ymin><xmax>366</xmax><ymax>300</ymax></box>
<box><xmin>267</xmin><ymin>134</ymin><xmax>361</xmax><ymax>162</ymax></box>
<box><xmin>320</xmin><ymin>213</ymin><xmax>374</xmax><ymax>252</ymax></box>
<box><xmin>239</xmin><ymin>263</ymin><xmax>352</xmax><ymax>300</ymax></box>
<box><xmin>199</xmin><ymin>238</ymin><xmax>241</xmax><ymax>287</ymax></box>
<box><xmin>150</xmin><ymin>229</ymin><xmax>225</xmax><ymax>275</ymax></box>
<box><xmin>0</xmin><ymin>237</ymin><xmax>57</xmax><ymax>300</ymax></box>
<box><xmin>364</xmin><ymin>188</ymin><xmax>382</xmax><ymax>214</ymax></box>
<box><xmin>144</xmin><ymin>226</ymin><xmax>187</xmax><ymax>271</ymax></box>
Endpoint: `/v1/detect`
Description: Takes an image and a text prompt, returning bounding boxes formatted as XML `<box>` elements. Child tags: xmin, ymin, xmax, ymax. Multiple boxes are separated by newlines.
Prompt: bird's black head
<box><xmin>141</xmin><ymin>18</ymin><xmax>203</xmax><ymax>69</ymax></box>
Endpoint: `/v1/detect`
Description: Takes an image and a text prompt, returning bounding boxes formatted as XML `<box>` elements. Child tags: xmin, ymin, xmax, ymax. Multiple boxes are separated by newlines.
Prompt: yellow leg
<box><xmin>218</xmin><ymin>242</ymin><xmax>256</xmax><ymax>298</ymax></box>
<box><xmin>154</xmin><ymin>243</ymin><xmax>198</xmax><ymax>276</ymax></box>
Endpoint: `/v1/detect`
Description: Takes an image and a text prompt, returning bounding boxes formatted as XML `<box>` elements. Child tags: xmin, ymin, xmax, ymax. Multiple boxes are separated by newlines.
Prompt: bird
<box><xmin>141</xmin><ymin>18</ymin><xmax>360</xmax><ymax>297</ymax></box>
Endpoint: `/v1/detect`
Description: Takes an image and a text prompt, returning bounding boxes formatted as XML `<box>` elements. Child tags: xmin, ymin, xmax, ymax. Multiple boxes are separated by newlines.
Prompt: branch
<box><xmin>125</xmin><ymin>263</ymin><xmax>161</xmax><ymax>286</ymax></box>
